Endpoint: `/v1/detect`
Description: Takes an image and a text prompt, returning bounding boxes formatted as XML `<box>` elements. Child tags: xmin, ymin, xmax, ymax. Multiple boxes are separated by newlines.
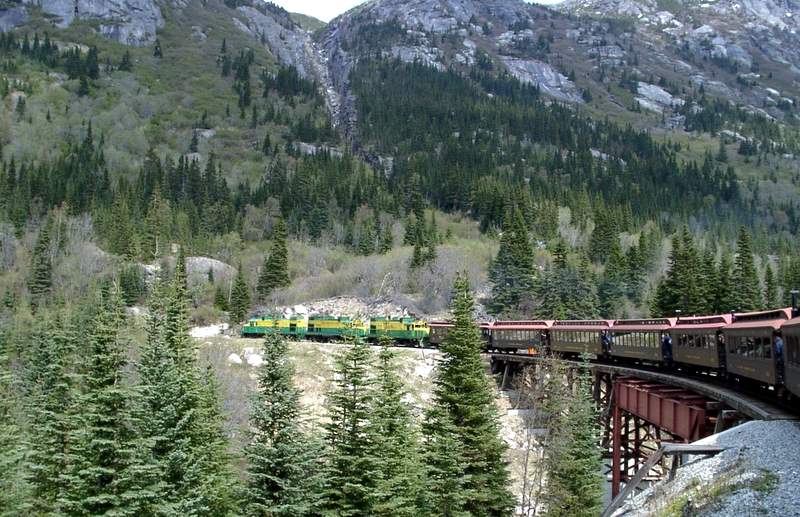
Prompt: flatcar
<box><xmin>780</xmin><ymin>316</ymin><xmax>800</xmax><ymax>399</ymax></box>
<box><xmin>489</xmin><ymin>320</ymin><xmax>552</xmax><ymax>353</ymax></box>
<box><xmin>609</xmin><ymin>318</ymin><xmax>676</xmax><ymax>363</ymax></box>
<box><xmin>670</xmin><ymin>314</ymin><xmax>732</xmax><ymax>374</ymax></box>
<box><xmin>722</xmin><ymin>308</ymin><xmax>792</xmax><ymax>387</ymax></box>
<box><xmin>549</xmin><ymin>320</ymin><xmax>613</xmax><ymax>357</ymax></box>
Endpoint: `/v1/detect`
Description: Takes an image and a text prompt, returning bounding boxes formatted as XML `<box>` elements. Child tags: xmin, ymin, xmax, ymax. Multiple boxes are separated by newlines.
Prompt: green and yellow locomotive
<box><xmin>241</xmin><ymin>314</ymin><xmax>429</xmax><ymax>344</ymax></box>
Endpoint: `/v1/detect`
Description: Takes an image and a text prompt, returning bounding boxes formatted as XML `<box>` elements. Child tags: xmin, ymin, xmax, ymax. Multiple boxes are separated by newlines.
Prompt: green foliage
<box><xmin>230</xmin><ymin>262</ymin><xmax>251</xmax><ymax>324</ymax></box>
<box><xmin>62</xmin><ymin>289</ymin><xmax>161</xmax><ymax>515</ymax></box>
<box><xmin>424</xmin><ymin>273</ymin><xmax>515</xmax><ymax>515</ymax></box>
<box><xmin>368</xmin><ymin>343</ymin><xmax>426</xmax><ymax>516</ymax></box>
<box><xmin>543</xmin><ymin>367</ymin><xmax>604</xmax><ymax>517</ymax></box>
<box><xmin>732</xmin><ymin>226</ymin><xmax>761</xmax><ymax>311</ymax></box>
<box><xmin>138</xmin><ymin>271</ymin><xmax>240</xmax><ymax>515</ymax></box>
<box><xmin>0</xmin><ymin>330</ymin><xmax>30</xmax><ymax>516</ymax></box>
<box><xmin>489</xmin><ymin>205</ymin><xmax>535</xmax><ymax>316</ymax></box>
<box><xmin>24</xmin><ymin>314</ymin><xmax>80</xmax><ymax>514</ymax></box>
<box><xmin>535</xmin><ymin>244</ymin><xmax>599</xmax><ymax>319</ymax></box>
<box><xmin>322</xmin><ymin>340</ymin><xmax>378</xmax><ymax>516</ymax></box>
<box><xmin>257</xmin><ymin>218</ymin><xmax>290</xmax><ymax>299</ymax></box>
<box><xmin>28</xmin><ymin>217</ymin><xmax>53</xmax><ymax>306</ymax></box>
<box><xmin>245</xmin><ymin>333</ymin><xmax>325</xmax><ymax>516</ymax></box>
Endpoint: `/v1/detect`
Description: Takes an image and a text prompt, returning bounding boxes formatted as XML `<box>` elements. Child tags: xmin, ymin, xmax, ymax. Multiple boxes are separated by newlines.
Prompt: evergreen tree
<box><xmin>598</xmin><ymin>239</ymin><xmax>628</xmax><ymax>318</ymax></box>
<box><xmin>535</xmin><ymin>244</ymin><xmax>599</xmax><ymax>320</ymax></box>
<box><xmin>421</xmin><ymin>406</ymin><xmax>469</xmax><ymax>516</ymax></box>
<box><xmin>118</xmin><ymin>50</ymin><xmax>133</xmax><ymax>71</ymax></box>
<box><xmin>378</xmin><ymin>225</ymin><xmax>394</xmax><ymax>254</ymax></box>
<box><xmin>732</xmin><ymin>226</ymin><xmax>761</xmax><ymax>311</ymax></box>
<box><xmin>368</xmin><ymin>342</ymin><xmax>426</xmax><ymax>516</ymax></box>
<box><xmin>543</xmin><ymin>367</ymin><xmax>603</xmax><ymax>517</ymax></box>
<box><xmin>230</xmin><ymin>262</ymin><xmax>251</xmax><ymax>323</ymax></box>
<box><xmin>28</xmin><ymin>217</ymin><xmax>54</xmax><ymax>305</ymax></box>
<box><xmin>245</xmin><ymin>333</ymin><xmax>324</xmax><ymax>516</ymax></box>
<box><xmin>138</xmin><ymin>276</ymin><xmax>239</xmax><ymax>515</ymax></box>
<box><xmin>764</xmin><ymin>263</ymin><xmax>779</xmax><ymax>308</ymax></box>
<box><xmin>424</xmin><ymin>274</ymin><xmax>514</xmax><ymax>515</ymax></box>
<box><xmin>715</xmin><ymin>252</ymin><xmax>736</xmax><ymax>313</ymax></box>
<box><xmin>0</xmin><ymin>330</ymin><xmax>29</xmax><ymax>515</ymax></box>
<box><xmin>323</xmin><ymin>340</ymin><xmax>377</xmax><ymax>516</ymax></box>
<box><xmin>489</xmin><ymin>206</ymin><xmax>535</xmax><ymax>316</ymax></box>
<box><xmin>153</xmin><ymin>38</ymin><xmax>163</xmax><ymax>58</ymax></box>
<box><xmin>214</xmin><ymin>285</ymin><xmax>229</xmax><ymax>311</ymax></box>
<box><xmin>63</xmin><ymin>289</ymin><xmax>160</xmax><ymax>515</ymax></box>
<box><xmin>25</xmin><ymin>316</ymin><xmax>79</xmax><ymax>514</ymax></box>
<box><xmin>257</xmin><ymin>218</ymin><xmax>290</xmax><ymax>299</ymax></box>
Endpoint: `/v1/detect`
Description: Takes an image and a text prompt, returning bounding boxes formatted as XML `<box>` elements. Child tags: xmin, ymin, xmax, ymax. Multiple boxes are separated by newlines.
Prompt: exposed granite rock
<box><xmin>21</xmin><ymin>0</ymin><xmax>164</xmax><ymax>46</ymax></box>
<box><xmin>501</xmin><ymin>57</ymin><xmax>583</xmax><ymax>103</ymax></box>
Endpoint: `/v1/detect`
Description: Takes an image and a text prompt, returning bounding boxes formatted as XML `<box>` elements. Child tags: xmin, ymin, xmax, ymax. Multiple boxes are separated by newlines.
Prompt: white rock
<box><xmin>189</xmin><ymin>323</ymin><xmax>229</xmax><ymax>338</ymax></box>
<box><xmin>246</xmin><ymin>354</ymin><xmax>264</xmax><ymax>367</ymax></box>
<box><xmin>227</xmin><ymin>353</ymin><xmax>243</xmax><ymax>365</ymax></box>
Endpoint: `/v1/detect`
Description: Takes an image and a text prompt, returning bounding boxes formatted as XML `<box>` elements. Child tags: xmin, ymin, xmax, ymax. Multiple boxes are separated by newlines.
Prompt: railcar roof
<box><xmin>551</xmin><ymin>320</ymin><xmax>613</xmax><ymax>331</ymax></box>
<box><xmin>725</xmin><ymin>308</ymin><xmax>792</xmax><ymax>330</ymax></box>
<box><xmin>612</xmin><ymin>318</ymin><xmax>676</xmax><ymax>331</ymax></box>
<box><xmin>491</xmin><ymin>320</ymin><xmax>553</xmax><ymax>330</ymax></box>
<box><xmin>673</xmin><ymin>314</ymin><xmax>733</xmax><ymax>329</ymax></box>
<box><xmin>781</xmin><ymin>316</ymin><xmax>800</xmax><ymax>329</ymax></box>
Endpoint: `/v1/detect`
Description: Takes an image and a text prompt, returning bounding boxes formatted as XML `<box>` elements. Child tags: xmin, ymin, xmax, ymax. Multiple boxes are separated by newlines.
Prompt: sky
<box><xmin>272</xmin><ymin>0</ymin><xmax>562</xmax><ymax>23</ymax></box>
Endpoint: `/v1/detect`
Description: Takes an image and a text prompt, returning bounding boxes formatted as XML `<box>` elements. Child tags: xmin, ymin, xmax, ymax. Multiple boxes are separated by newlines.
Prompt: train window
<box><xmin>788</xmin><ymin>335</ymin><xmax>800</xmax><ymax>366</ymax></box>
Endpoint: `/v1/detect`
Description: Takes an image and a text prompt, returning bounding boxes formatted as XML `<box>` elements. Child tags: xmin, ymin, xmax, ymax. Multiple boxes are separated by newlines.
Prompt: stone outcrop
<box><xmin>20</xmin><ymin>0</ymin><xmax>164</xmax><ymax>46</ymax></box>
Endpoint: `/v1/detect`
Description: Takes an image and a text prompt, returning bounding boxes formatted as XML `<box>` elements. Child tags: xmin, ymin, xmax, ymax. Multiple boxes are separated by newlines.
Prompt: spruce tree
<box><xmin>379</xmin><ymin>225</ymin><xmax>394</xmax><ymax>254</ymax></box>
<box><xmin>63</xmin><ymin>289</ymin><xmax>160</xmax><ymax>515</ymax></box>
<box><xmin>598</xmin><ymin>240</ymin><xmax>628</xmax><ymax>318</ymax></box>
<box><xmin>732</xmin><ymin>226</ymin><xmax>761</xmax><ymax>311</ymax></box>
<box><xmin>764</xmin><ymin>263</ymin><xmax>779</xmax><ymax>308</ymax></box>
<box><xmin>489</xmin><ymin>206</ymin><xmax>535</xmax><ymax>316</ymax></box>
<box><xmin>0</xmin><ymin>330</ymin><xmax>29</xmax><ymax>515</ymax></box>
<box><xmin>25</xmin><ymin>316</ymin><xmax>79</xmax><ymax>514</ymax></box>
<box><xmin>245</xmin><ymin>333</ymin><xmax>325</xmax><ymax>516</ymax></box>
<box><xmin>369</xmin><ymin>342</ymin><xmax>426</xmax><ymax>516</ymax></box>
<box><xmin>543</xmin><ymin>367</ymin><xmax>603</xmax><ymax>517</ymax></box>
<box><xmin>421</xmin><ymin>406</ymin><xmax>469</xmax><ymax>516</ymax></box>
<box><xmin>424</xmin><ymin>274</ymin><xmax>514</xmax><ymax>515</ymax></box>
<box><xmin>231</xmin><ymin>262</ymin><xmax>252</xmax><ymax>323</ymax></box>
<box><xmin>257</xmin><ymin>218</ymin><xmax>290</xmax><ymax>299</ymax></box>
<box><xmin>214</xmin><ymin>285</ymin><xmax>229</xmax><ymax>311</ymax></box>
<box><xmin>28</xmin><ymin>217</ymin><xmax>54</xmax><ymax>305</ymax></box>
<box><xmin>323</xmin><ymin>340</ymin><xmax>377</xmax><ymax>516</ymax></box>
<box><xmin>715</xmin><ymin>252</ymin><xmax>736</xmax><ymax>313</ymax></box>
<box><xmin>138</xmin><ymin>276</ymin><xmax>239</xmax><ymax>515</ymax></box>
<box><xmin>153</xmin><ymin>38</ymin><xmax>163</xmax><ymax>58</ymax></box>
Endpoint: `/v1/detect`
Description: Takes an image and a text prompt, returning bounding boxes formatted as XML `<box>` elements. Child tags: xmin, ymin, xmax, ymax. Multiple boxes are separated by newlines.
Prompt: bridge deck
<box><xmin>489</xmin><ymin>353</ymin><xmax>797</xmax><ymax>421</ymax></box>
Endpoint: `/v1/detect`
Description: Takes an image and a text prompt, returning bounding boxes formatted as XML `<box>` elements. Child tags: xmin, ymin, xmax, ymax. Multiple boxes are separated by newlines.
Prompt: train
<box><xmin>241</xmin><ymin>314</ymin><xmax>430</xmax><ymax>343</ymax></box>
<box><xmin>429</xmin><ymin>307</ymin><xmax>800</xmax><ymax>401</ymax></box>
<box><xmin>242</xmin><ymin>306</ymin><xmax>800</xmax><ymax>401</ymax></box>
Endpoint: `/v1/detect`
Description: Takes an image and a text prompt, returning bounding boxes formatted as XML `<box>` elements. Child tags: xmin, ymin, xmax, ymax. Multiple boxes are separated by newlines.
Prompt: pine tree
<box><xmin>214</xmin><ymin>285</ymin><xmax>229</xmax><ymax>311</ymax></box>
<box><xmin>715</xmin><ymin>252</ymin><xmax>736</xmax><ymax>313</ymax></box>
<box><xmin>543</xmin><ymin>367</ymin><xmax>603</xmax><ymax>517</ymax></box>
<box><xmin>153</xmin><ymin>38</ymin><xmax>163</xmax><ymax>58</ymax></box>
<box><xmin>764</xmin><ymin>263</ymin><xmax>779</xmax><ymax>308</ymax></box>
<box><xmin>257</xmin><ymin>218</ymin><xmax>290</xmax><ymax>299</ymax></box>
<box><xmin>25</xmin><ymin>316</ymin><xmax>79</xmax><ymax>514</ymax></box>
<box><xmin>424</xmin><ymin>274</ymin><xmax>514</xmax><ymax>515</ymax></box>
<box><xmin>63</xmin><ymin>289</ymin><xmax>160</xmax><ymax>515</ymax></box>
<box><xmin>421</xmin><ymin>406</ymin><xmax>469</xmax><ymax>516</ymax></box>
<box><xmin>138</xmin><ymin>276</ymin><xmax>239</xmax><ymax>515</ymax></box>
<box><xmin>230</xmin><ymin>262</ymin><xmax>251</xmax><ymax>323</ymax></box>
<box><xmin>489</xmin><ymin>206</ymin><xmax>535</xmax><ymax>316</ymax></box>
<box><xmin>732</xmin><ymin>226</ymin><xmax>761</xmax><ymax>311</ymax></box>
<box><xmin>369</xmin><ymin>342</ymin><xmax>426</xmax><ymax>516</ymax></box>
<box><xmin>245</xmin><ymin>333</ymin><xmax>325</xmax><ymax>516</ymax></box>
<box><xmin>378</xmin><ymin>224</ymin><xmax>394</xmax><ymax>254</ymax></box>
<box><xmin>28</xmin><ymin>217</ymin><xmax>54</xmax><ymax>305</ymax></box>
<box><xmin>598</xmin><ymin>239</ymin><xmax>628</xmax><ymax>318</ymax></box>
<box><xmin>323</xmin><ymin>340</ymin><xmax>377</xmax><ymax>516</ymax></box>
<box><xmin>0</xmin><ymin>330</ymin><xmax>30</xmax><ymax>515</ymax></box>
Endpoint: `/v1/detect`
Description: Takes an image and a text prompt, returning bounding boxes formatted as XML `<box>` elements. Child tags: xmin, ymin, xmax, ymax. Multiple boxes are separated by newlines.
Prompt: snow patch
<box><xmin>189</xmin><ymin>322</ymin><xmax>229</xmax><ymax>338</ymax></box>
